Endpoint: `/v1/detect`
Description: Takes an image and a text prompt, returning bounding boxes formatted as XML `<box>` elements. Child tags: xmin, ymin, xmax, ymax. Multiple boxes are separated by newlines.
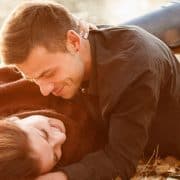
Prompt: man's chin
<box><xmin>52</xmin><ymin>86</ymin><xmax>78</xmax><ymax>99</ymax></box>
<box><xmin>61</xmin><ymin>92</ymin><xmax>76</xmax><ymax>99</ymax></box>
<box><xmin>54</xmin><ymin>91</ymin><xmax>75</xmax><ymax>99</ymax></box>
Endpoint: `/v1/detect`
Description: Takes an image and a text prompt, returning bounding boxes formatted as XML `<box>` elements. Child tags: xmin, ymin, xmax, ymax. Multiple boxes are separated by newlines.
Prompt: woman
<box><xmin>0</xmin><ymin>66</ymin><xmax>107</xmax><ymax>179</ymax></box>
<box><xmin>0</xmin><ymin>115</ymin><xmax>66</xmax><ymax>179</ymax></box>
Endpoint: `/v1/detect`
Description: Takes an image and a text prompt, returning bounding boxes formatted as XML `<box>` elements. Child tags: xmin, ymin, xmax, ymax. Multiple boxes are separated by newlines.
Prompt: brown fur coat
<box><xmin>0</xmin><ymin>66</ymin><xmax>106</xmax><ymax>167</ymax></box>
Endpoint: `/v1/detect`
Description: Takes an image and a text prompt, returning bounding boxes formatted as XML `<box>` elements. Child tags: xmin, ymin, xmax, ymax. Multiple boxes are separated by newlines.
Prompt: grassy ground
<box><xmin>132</xmin><ymin>156</ymin><xmax>180</xmax><ymax>180</ymax></box>
<box><xmin>115</xmin><ymin>145</ymin><xmax>180</xmax><ymax>179</ymax></box>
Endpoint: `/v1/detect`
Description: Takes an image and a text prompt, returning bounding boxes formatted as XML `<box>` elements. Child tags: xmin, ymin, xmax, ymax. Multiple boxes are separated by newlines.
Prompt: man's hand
<box><xmin>35</xmin><ymin>171</ymin><xmax>68</xmax><ymax>180</ymax></box>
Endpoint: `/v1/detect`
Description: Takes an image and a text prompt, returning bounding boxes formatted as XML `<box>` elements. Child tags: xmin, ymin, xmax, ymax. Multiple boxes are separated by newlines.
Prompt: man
<box><xmin>0</xmin><ymin>1</ymin><xmax>180</xmax><ymax>180</ymax></box>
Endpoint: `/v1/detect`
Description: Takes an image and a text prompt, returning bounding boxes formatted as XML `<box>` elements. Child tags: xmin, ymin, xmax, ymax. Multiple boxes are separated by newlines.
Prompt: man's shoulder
<box><xmin>97</xmin><ymin>25</ymin><xmax>143</xmax><ymax>32</ymax></box>
<box><xmin>90</xmin><ymin>25</ymin><xmax>154</xmax><ymax>52</ymax></box>
<box><xmin>93</xmin><ymin>25</ymin><xmax>147</xmax><ymax>37</ymax></box>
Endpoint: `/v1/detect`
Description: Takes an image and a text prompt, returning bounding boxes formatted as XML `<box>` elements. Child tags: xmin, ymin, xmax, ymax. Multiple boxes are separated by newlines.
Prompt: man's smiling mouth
<box><xmin>53</xmin><ymin>86</ymin><xmax>65</xmax><ymax>96</ymax></box>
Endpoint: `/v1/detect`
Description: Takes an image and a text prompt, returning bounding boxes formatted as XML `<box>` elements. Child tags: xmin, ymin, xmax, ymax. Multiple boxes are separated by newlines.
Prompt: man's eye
<box><xmin>54</xmin><ymin>153</ymin><xmax>59</xmax><ymax>163</ymax></box>
<box><xmin>43</xmin><ymin>72</ymin><xmax>52</xmax><ymax>78</ymax></box>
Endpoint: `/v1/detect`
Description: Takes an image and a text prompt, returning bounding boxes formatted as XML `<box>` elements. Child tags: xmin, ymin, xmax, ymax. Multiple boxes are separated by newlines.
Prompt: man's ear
<box><xmin>66</xmin><ymin>30</ymin><xmax>81</xmax><ymax>54</ymax></box>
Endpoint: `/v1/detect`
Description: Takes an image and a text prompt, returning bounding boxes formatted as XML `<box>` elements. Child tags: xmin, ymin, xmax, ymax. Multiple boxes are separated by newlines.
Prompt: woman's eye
<box><xmin>40</xmin><ymin>130</ymin><xmax>48</xmax><ymax>140</ymax></box>
<box><xmin>54</xmin><ymin>153</ymin><xmax>59</xmax><ymax>163</ymax></box>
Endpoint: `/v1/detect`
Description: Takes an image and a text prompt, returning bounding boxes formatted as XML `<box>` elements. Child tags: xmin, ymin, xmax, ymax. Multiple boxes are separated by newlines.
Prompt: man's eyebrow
<box><xmin>25</xmin><ymin>69</ymin><xmax>51</xmax><ymax>80</ymax></box>
<box><xmin>36</xmin><ymin>69</ymin><xmax>52</xmax><ymax>79</ymax></box>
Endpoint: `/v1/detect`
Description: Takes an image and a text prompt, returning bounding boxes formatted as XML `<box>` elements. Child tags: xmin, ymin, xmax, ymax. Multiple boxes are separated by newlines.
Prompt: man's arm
<box><xmin>55</xmin><ymin>72</ymin><xmax>159</xmax><ymax>180</ymax></box>
<box><xmin>51</xmin><ymin>34</ymin><xmax>161</xmax><ymax>180</ymax></box>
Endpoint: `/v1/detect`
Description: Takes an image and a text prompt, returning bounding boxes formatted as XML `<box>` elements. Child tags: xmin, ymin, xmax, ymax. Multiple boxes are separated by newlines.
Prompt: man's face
<box><xmin>17</xmin><ymin>46</ymin><xmax>85</xmax><ymax>99</ymax></box>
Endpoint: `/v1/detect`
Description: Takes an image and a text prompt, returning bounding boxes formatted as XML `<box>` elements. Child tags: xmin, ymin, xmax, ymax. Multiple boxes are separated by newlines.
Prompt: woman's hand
<box><xmin>73</xmin><ymin>15</ymin><xmax>97</xmax><ymax>39</ymax></box>
<box><xmin>35</xmin><ymin>171</ymin><xmax>68</xmax><ymax>180</ymax></box>
<box><xmin>79</xmin><ymin>19</ymin><xmax>97</xmax><ymax>39</ymax></box>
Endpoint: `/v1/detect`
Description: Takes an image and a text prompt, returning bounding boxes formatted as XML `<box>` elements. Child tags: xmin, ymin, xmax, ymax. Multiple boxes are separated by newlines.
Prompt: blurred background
<box><xmin>0</xmin><ymin>0</ymin><xmax>172</xmax><ymax>27</ymax></box>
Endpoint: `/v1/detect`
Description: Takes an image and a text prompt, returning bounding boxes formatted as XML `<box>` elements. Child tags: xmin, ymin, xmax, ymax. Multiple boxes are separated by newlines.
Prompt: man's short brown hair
<box><xmin>0</xmin><ymin>0</ymin><xmax>79</xmax><ymax>64</ymax></box>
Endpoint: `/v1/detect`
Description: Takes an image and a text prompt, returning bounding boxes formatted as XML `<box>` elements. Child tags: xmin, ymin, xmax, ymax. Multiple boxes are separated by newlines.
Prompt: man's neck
<box><xmin>80</xmin><ymin>39</ymin><xmax>92</xmax><ymax>81</ymax></box>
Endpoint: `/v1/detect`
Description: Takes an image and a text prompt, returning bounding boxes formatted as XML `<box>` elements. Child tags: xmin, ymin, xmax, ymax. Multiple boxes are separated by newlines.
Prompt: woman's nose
<box><xmin>34</xmin><ymin>80</ymin><xmax>54</xmax><ymax>96</ymax></box>
<box><xmin>49</xmin><ymin>127</ymin><xmax>66</xmax><ymax>147</ymax></box>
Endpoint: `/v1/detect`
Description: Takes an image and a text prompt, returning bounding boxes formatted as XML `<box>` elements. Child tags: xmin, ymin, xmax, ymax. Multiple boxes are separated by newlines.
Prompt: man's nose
<box><xmin>34</xmin><ymin>80</ymin><xmax>54</xmax><ymax>96</ymax></box>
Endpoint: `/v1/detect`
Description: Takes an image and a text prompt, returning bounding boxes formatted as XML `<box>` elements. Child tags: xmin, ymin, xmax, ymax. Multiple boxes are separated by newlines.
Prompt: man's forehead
<box><xmin>17</xmin><ymin>63</ymin><xmax>48</xmax><ymax>81</ymax></box>
<box><xmin>17</xmin><ymin>46</ymin><xmax>48</xmax><ymax>67</ymax></box>
<box><xmin>16</xmin><ymin>46</ymin><xmax>61</xmax><ymax>79</ymax></box>
<box><xmin>16</xmin><ymin>58</ymin><xmax>49</xmax><ymax>79</ymax></box>
<box><xmin>16</xmin><ymin>63</ymin><xmax>39</xmax><ymax>79</ymax></box>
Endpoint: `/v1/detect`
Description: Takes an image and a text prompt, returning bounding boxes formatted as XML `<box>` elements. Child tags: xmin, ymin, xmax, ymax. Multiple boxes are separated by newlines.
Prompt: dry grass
<box><xmin>132</xmin><ymin>149</ymin><xmax>180</xmax><ymax>179</ymax></box>
<box><xmin>132</xmin><ymin>157</ymin><xmax>180</xmax><ymax>179</ymax></box>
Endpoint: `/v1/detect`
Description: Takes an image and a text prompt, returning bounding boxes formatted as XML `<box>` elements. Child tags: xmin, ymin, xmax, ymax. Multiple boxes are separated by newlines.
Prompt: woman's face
<box><xmin>13</xmin><ymin>115</ymin><xmax>66</xmax><ymax>173</ymax></box>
